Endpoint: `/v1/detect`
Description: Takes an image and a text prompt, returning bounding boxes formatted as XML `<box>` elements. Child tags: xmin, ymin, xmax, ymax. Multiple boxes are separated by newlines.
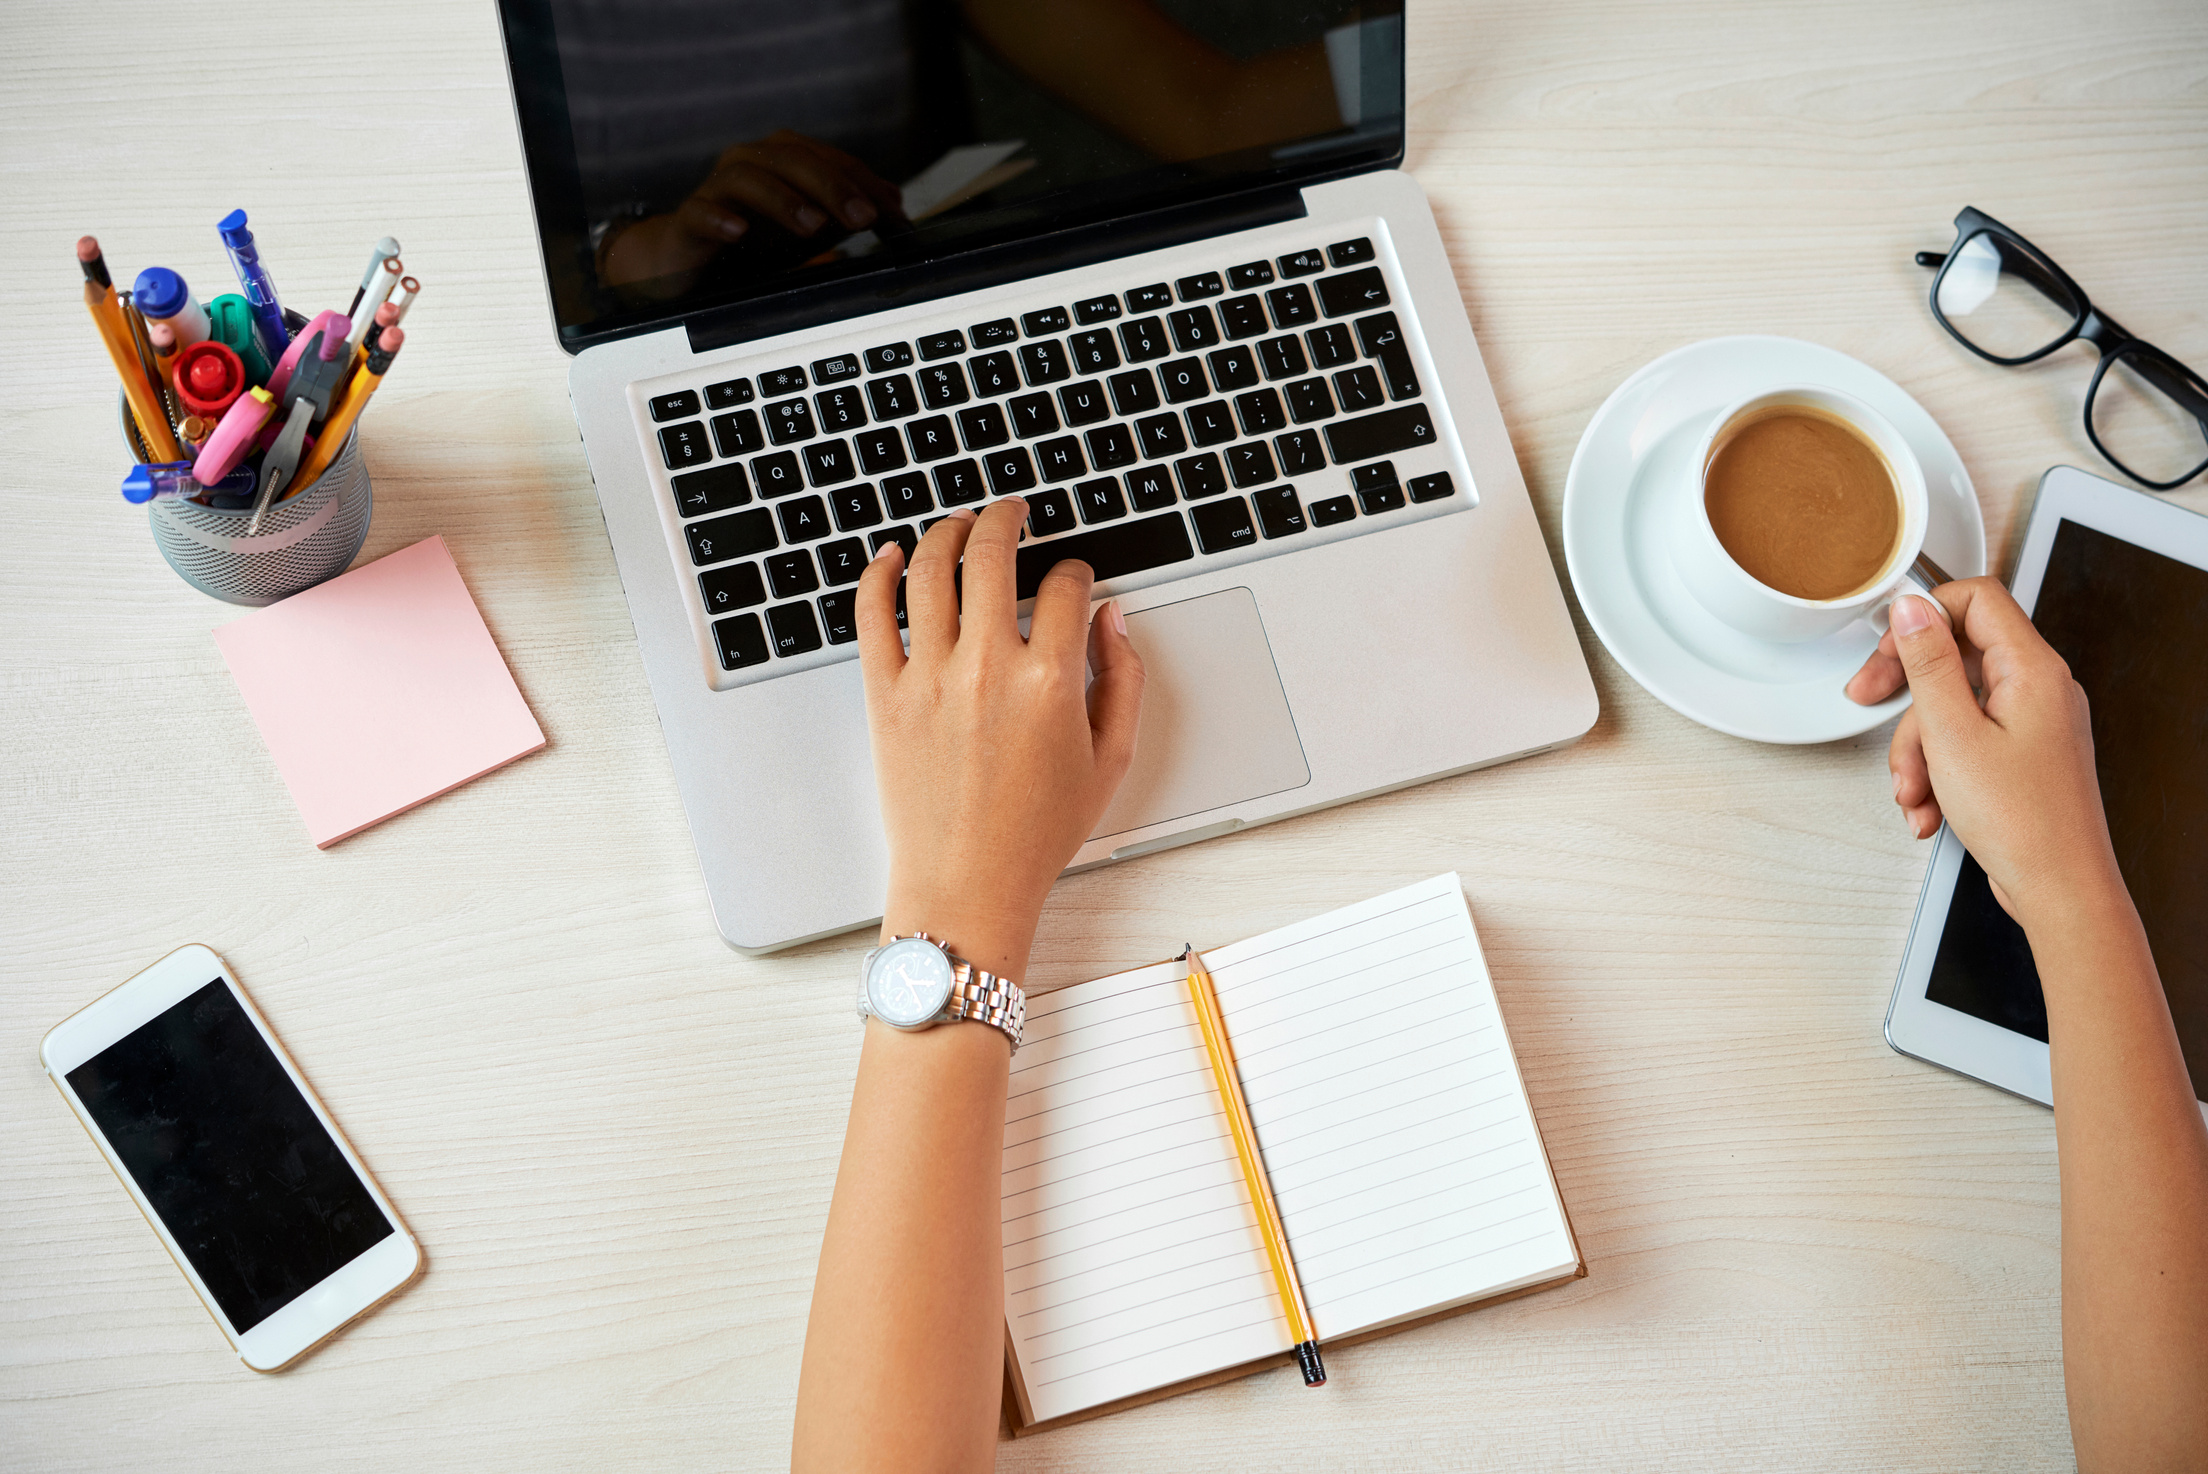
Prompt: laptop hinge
<box><xmin>683</xmin><ymin>183</ymin><xmax>1310</xmax><ymax>357</ymax></box>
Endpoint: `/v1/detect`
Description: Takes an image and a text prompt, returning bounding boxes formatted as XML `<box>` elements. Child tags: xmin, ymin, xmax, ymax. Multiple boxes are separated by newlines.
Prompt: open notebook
<box><xmin>1001</xmin><ymin>874</ymin><xmax>1581</xmax><ymax>1432</ymax></box>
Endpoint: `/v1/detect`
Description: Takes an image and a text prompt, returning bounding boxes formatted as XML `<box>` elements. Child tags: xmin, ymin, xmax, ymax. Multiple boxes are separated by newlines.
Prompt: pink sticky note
<box><xmin>214</xmin><ymin>536</ymin><xmax>546</xmax><ymax>847</ymax></box>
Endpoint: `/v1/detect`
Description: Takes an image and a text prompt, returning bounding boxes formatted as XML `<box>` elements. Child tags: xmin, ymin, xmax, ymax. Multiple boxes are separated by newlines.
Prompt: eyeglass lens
<box><xmin>2089</xmin><ymin>348</ymin><xmax>2208</xmax><ymax>487</ymax></box>
<box><xmin>1935</xmin><ymin>232</ymin><xmax>2081</xmax><ymax>360</ymax></box>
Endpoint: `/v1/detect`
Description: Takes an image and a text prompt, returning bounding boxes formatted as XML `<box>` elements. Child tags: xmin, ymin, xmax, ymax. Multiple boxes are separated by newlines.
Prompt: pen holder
<box><xmin>126</xmin><ymin>391</ymin><xmax>375</xmax><ymax>607</ymax></box>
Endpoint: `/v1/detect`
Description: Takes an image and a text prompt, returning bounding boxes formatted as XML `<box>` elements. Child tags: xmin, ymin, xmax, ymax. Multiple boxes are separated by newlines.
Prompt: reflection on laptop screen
<box><xmin>501</xmin><ymin>0</ymin><xmax>1404</xmax><ymax>345</ymax></box>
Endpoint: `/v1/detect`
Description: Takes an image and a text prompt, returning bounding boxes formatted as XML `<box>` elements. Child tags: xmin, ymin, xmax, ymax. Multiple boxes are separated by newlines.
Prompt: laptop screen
<box><xmin>498</xmin><ymin>0</ymin><xmax>1405</xmax><ymax>349</ymax></box>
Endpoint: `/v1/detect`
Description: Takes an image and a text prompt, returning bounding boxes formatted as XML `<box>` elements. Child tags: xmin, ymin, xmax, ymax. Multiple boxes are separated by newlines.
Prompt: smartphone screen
<box><xmin>63</xmin><ymin>977</ymin><xmax>394</xmax><ymax>1333</ymax></box>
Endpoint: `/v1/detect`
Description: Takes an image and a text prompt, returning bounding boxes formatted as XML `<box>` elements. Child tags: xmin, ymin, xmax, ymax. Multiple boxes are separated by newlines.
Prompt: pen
<box><xmin>85</xmin><ymin>266</ymin><xmax>183</xmax><ymax>463</ymax></box>
<box><xmin>132</xmin><ymin>266</ymin><xmax>210</xmax><ymax>347</ymax></box>
<box><xmin>215</xmin><ymin>208</ymin><xmax>291</xmax><ymax>363</ymax></box>
<box><xmin>173</xmin><ymin>339</ymin><xmax>247</xmax><ymax>421</ymax></box>
<box><xmin>1181</xmin><ymin>942</ymin><xmax>1326</xmax><ymax>1387</ymax></box>
<box><xmin>122</xmin><ymin>461</ymin><xmax>257</xmax><ymax>504</ymax></box>
<box><xmin>206</xmin><ymin>293</ymin><xmax>275</xmax><ymax>383</ymax></box>
<box><xmin>345</xmin><ymin>236</ymin><xmax>401</xmax><ymax>318</ymax></box>
<box><xmin>287</xmin><ymin>325</ymin><xmax>402</xmax><ymax>498</ymax></box>
<box><xmin>347</xmin><ymin>254</ymin><xmax>402</xmax><ymax>354</ymax></box>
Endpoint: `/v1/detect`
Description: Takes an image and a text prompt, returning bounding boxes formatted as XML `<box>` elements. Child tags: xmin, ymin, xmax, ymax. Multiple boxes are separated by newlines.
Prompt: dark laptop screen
<box><xmin>498</xmin><ymin>0</ymin><xmax>1404</xmax><ymax>348</ymax></box>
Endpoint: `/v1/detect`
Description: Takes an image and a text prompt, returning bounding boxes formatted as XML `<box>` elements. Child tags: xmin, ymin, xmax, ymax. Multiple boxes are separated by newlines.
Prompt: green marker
<box><xmin>206</xmin><ymin>294</ymin><xmax>273</xmax><ymax>385</ymax></box>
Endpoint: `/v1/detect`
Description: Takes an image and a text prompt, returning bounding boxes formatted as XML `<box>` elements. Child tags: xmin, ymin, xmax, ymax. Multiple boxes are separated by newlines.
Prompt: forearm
<box><xmin>2030</xmin><ymin>888</ymin><xmax>2208</xmax><ymax>1470</ymax></box>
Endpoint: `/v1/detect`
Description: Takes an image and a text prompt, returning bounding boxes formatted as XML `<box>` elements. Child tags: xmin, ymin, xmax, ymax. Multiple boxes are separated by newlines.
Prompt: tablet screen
<box><xmin>1923</xmin><ymin>518</ymin><xmax>2208</xmax><ymax>1098</ymax></box>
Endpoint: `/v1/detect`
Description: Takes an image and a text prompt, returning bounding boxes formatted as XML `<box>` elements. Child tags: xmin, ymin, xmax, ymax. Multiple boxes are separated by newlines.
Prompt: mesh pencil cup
<box><xmin>125</xmin><ymin>390</ymin><xmax>374</xmax><ymax>607</ymax></box>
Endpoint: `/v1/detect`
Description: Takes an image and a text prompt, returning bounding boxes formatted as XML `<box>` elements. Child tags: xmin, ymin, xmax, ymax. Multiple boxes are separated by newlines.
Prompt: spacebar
<box><xmin>1016</xmin><ymin>512</ymin><xmax>1195</xmax><ymax>600</ymax></box>
<box><xmin>1323</xmin><ymin>402</ymin><xmax>1437</xmax><ymax>464</ymax></box>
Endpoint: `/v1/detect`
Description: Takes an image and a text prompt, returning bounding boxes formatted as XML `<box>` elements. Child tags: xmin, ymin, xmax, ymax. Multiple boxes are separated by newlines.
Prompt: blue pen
<box><xmin>122</xmin><ymin>462</ymin><xmax>258</xmax><ymax>504</ymax></box>
<box><xmin>216</xmin><ymin>209</ymin><xmax>291</xmax><ymax>362</ymax></box>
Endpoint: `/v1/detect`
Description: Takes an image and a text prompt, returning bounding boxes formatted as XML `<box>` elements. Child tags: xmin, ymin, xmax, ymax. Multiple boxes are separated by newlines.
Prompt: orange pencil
<box><xmin>80</xmin><ymin>237</ymin><xmax>181</xmax><ymax>463</ymax></box>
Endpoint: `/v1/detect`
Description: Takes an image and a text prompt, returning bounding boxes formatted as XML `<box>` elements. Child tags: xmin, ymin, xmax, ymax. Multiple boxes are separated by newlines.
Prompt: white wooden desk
<box><xmin>4</xmin><ymin>2</ymin><xmax>2204</xmax><ymax>1468</ymax></box>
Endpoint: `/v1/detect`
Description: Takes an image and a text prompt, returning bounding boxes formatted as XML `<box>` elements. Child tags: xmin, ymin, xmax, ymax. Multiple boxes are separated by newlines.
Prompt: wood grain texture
<box><xmin>2</xmin><ymin>1</ymin><xmax>2203</xmax><ymax>1469</ymax></box>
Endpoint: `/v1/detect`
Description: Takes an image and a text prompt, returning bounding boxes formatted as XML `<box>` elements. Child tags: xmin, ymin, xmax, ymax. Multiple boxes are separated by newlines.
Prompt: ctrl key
<box><xmin>767</xmin><ymin>601</ymin><xmax>823</xmax><ymax>656</ymax></box>
<box><xmin>713</xmin><ymin>613</ymin><xmax>771</xmax><ymax>670</ymax></box>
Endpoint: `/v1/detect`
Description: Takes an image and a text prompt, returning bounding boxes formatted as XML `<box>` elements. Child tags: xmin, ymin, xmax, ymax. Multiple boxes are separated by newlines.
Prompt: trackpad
<box><xmin>1090</xmin><ymin>587</ymin><xmax>1309</xmax><ymax>843</ymax></box>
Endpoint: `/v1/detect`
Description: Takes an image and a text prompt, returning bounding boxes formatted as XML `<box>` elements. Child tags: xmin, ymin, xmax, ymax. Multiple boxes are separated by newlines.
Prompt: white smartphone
<box><xmin>41</xmin><ymin>944</ymin><xmax>422</xmax><ymax>1371</ymax></box>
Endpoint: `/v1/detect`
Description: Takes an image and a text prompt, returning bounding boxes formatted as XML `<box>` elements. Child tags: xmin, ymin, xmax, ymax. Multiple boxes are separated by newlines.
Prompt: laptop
<box><xmin>494</xmin><ymin>0</ymin><xmax>1597</xmax><ymax>951</ymax></box>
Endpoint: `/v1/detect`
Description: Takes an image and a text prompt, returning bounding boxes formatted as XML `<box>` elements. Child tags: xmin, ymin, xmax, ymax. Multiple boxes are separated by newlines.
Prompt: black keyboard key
<box><xmin>706</xmin><ymin>378</ymin><xmax>756</xmax><ymax>409</ymax></box>
<box><xmin>831</xmin><ymin>482</ymin><xmax>884</xmax><ymax>532</ymax></box>
<box><xmin>714</xmin><ymin>612</ymin><xmax>771</xmax><ymax>670</ymax></box>
<box><xmin>1218</xmin><ymin>295</ymin><xmax>1267</xmax><ymax>340</ymax></box>
<box><xmin>1207</xmin><ymin>345</ymin><xmax>1259</xmax><ymax>391</ymax></box>
<box><xmin>918</xmin><ymin>329</ymin><xmax>966</xmax><ymax>360</ymax></box>
<box><xmin>1135</xmin><ymin>413</ymin><xmax>1188</xmax><ymax>459</ymax></box>
<box><xmin>957</xmin><ymin>402</ymin><xmax>1010</xmax><ymax>451</ymax></box>
<box><xmin>818</xmin><ymin>589</ymin><xmax>860</xmax><ymax>644</ymax></box>
<box><xmin>699</xmin><ymin>561</ymin><xmax>767</xmax><ymax>616</ymax></box>
<box><xmin>1074</xmin><ymin>294</ymin><xmax>1123</xmax><ymax>324</ymax></box>
<box><xmin>1275</xmin><ymin>428</ymin><xmax>1326</xmax><ymax>477</ymax></box>
<box><xmin>984</xmin><ymin>445</ymin><xmax>1039</xmax><ymax>495</ymax></box>
<box><xmin>815</xmin><ymin>385</ymin><xmax>867</xmax><ymax>431</ymax></box>
<box><xmin>1253</xmin><ymin>485</ymin><xmax>1307</xmax><ymax>538</ymax></box>
<box><xmin>854</xmin><ymin>426</ymin><xmax>907</xmax><ymax>475</ymax></box>
<box><xmin>934</xmin><ymin>459</ymin><xmax>986</xmax><ymax>505</ymax></box>
<box><xmin>712</xmin><ymin>409</ymin><xmax>764</xmax><ymax>457</ymax></box>
<box><xmin>1126</xmin><ymin>283</ymin><xmax>1173</xmax><ymax>311</ymax></box>
<box><xmin>1012</xmin><ymin>391</ymin><xmax>1063</xmax><ymax>437</ymax></box>
<box><xmin>1185</xmin><ymin>400</ymin><xmax>1236</xmax><ymax>447</ymax></box>
<box><xmin>1266</xmin><ymin>283</ymin><xmax>1317</xmax><ymax>329</ymax></box>
<box><xmin>1159</xmin><ymin>357</ymin><xmax>1211</xmax><ymax>404</ymax></box>
<box><xmin>866</xmin><ymin>373</ymin><xmax>918</xmax><ymax>421</ymax></box>
<box><xmin>686</xmin><ymin>507</ymin><xmax>775</xmax><ymax>566</ymax></box>
<box><xmin>1027</xmin><ymin>489</ymin><xmax>1078</xmax><ymax>536</ymax></box>
<box><xmin>1325</xmin><ymin>403</ymin><xmax>1437</xmax><ymax>464</ymax></box>
<box><xmin>882</xmin><ymin>471</ymin><xmax>932</xmax><ymax>520</ymax></box>
<box><xmin>865</xmin><ymin>342</ymin><xmax>914</xmax><ymax>372</ymax></box>
<box><xmin>1035</xmin><ymin>436</ymin><xmax>1086</xmax><ymax>483</ymax></box>
<box><xmin>657</xmin><ymin>420</ymin><xmax>711</xmax><ymax>470</ymax></box>
<box><xmin>1318</xmin><ymin>267</ymin><xmax>1390</xmax><ymax>318</ymax></box>
<box><xmin>1409</xmin><ymin>471</ymin><xmax>1456</xmax><ymax>503</ymax></box>
<box><xmin>760</xmin><ymin>365</ymin><xmax>807</xmax><ymax>397</ymax></box>
<box><xmin>766</xmin><ymin>397</ymin><xmax>817</xmax><ymax>444</ymax></box>
<box><xmin>917</xmin><ymin>362</ymin><xmax>969</xmax><ymax>410</ymax></box>
<box><xmin>1328</xmin><ymin>237</ymin><xmax>1376</xmax><ymax>267</ymax></box>
<box><xmin>811</xmin><ymin>352</ymin><xmax>862</xmax><ymax>385</ymax></box>
<box><xmin>969</xmin><ymin>351</ymin><xmax>1019</xmax><ymax>398</ymax></box>
<box><xmin>1355</xmin><ymin>311</ymin><xmax>1421</xmax><ymax>399</ymax></box>
<box><xmin>1175</xmin><ymin>452</ymin><xmax>1228</xmax><ymax>500</ymax></box>
<box><xmin>752</xmin><ymin>449</ymin><xmax>803</xmax><ymax>498</ymax></box>
<box><xmin>1226</xmin><ymin>440</ymin><xmax>1276</xmax><ymax>488</ymax></box>
<box><xmin>1190</xmin><ymin>496</ymin><xmax>1258</xmax><ymax>554</ymax></box>
<box><xmin>1019</xmin><ymin>340</ymin><xmax>1071</xmax><ymax>386</ymax></box>
<box><xmin>818</xmin><ymin>537</ymin><xmax>869</xmax><ymax>585</ymax></box>
<box><xmin>673</xmin><ymin>462</ymin><xmax>751</xmax><ymax>517</ymax></box>
<box><xmin>1334</xmin><ymin>365</ymin><xmax>1385</xmax><ymax>414</ymax></box>
<box><xmin>871</xmin><ymin>525</ymin><xmax>918</xmax><ymax>561</ymax></box>
<box><xmin>768</xmin><ymin>601</ymin><xmax>822</xmax><ymax>656</ymax></box>
<box><xmin>906</xmin><ymin>415</ymin><xmax>957</xmax><ymax>462</ymax></box>
<box><xmin>1022</xmin><ymin>306</ymin><xmax>1070</xmax><ymax>335</ymax></box>
<box><xmin>1227</xmin><ymin>260</ymin><xmax>1275</xmax><ymax>290</ymax></box>
<box><xmin>777</xmin><ymin>495</ymin><xmax>833</xmax><ymax>543</ymax></box>
<box><xmin>971</xmin><ymin>317</ymin><xmax>1018</xmax><ymax>347</ymax></box>
<box><xmin>1085</xmin><ymin>423</ymin><xmax>1137</xmax><ymax>470</ymax></box>
<box><xmin>650</xmin><ymin>389</ymin><xmax>700</xmax><ymax>422</ymax></box>
<box><xmin>1357</xmin><ymin>479</ymin><xmax>1407</xmax><ymax>515</ymax></box>
<box><xmin>1279</xmin><ymin>247</ymin><xmax>1326</xmax><ymax>278</ymax></box>
<box><xmin>1056</xmin><ymin>381</ymin><xmax>1106</xmax><ymax>428</ymax></box>
<box><xmin>1352</xmin><ymin>462</ymin><xmax>1399</xmax><ymax>494</ymax></box>
<box><xmin>1068</xmin><ymin>330</ymin><xmax>1120</xmax><ymax>375</ymax></box>
<box><xmin>1108</xmin><ymin>369</ymin><xmax>1161</xmax><ymax>416</ymax></box>
<box><xmin>1176</xmin><ymin>271</ymin><xmax>1223</xmax><ymax>300</ymax></box>
<box><xmin>1124</xmin><ymin>464</ymin><xmax>1176</xmax><ymax>511</ymax></box>
<box><xmin>1285</xmin><ymin>376</ymin><xmax>1336</xmax><ymax>424</ymax></box>
<box><xmin>1167</xmin><ymin>305</ymin><xmax>1220</xmax><ymax>352</ymax></box>
<box><xmin>766</xmin><ymin>549</ymin><xmax>820</xmax><ymax>599</ymax></box>
<box><xmin>1119</xmin><ymin>316</ymin><xmax>1169</xmax><ymax>362</ymax></box>
<box><xmin>1014</xmin><ymin>511</ymin><xmax>1195</xmax><ymax>599</ymax></box>
<box><xmin>804</xmin><ymin>438</ymin><xmax>857</xmax><ymax>486</ymax></box>
<box><xmin>1307</xmin><ymin>323</ymin><xmax>1356</xmax><ymax>368</ymax></box>
<box><xmin>1309</xmin><ymin>493</ymin><xmax>1356</xmax><ymax>527</ymax></box>
<box><xmin>1075</xmin><ymin>476</ymin><xmax>1127</xmax><ymax>524</ymax></box>
<box><xmin>1234</xmin><ymin>389</ymin><xmax>1286</xmax><ymax>436</ymax></box>
<box><xmin>1258</xmin><ymin>334</ymin><xmax>1309</xmax><ymax>381</ymax></box>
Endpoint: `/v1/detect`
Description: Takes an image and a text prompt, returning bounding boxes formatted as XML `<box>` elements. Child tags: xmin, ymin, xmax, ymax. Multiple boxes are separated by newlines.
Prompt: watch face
<box><xmin>867</xmin><ymin>939</ymin><xmax>954</xmax><ymax>1028</ymax></box>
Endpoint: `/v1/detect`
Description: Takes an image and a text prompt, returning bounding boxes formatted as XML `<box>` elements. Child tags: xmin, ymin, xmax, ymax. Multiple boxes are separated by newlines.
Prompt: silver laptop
<box><xmin>495</xmin><ymin>1</ymin><xmax>1596</xmax><ymax>951</ymax></box>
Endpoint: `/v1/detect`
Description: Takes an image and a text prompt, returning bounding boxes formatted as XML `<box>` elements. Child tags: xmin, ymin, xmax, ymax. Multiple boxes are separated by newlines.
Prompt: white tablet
<box><xmin>1885</xmin><ymin>465</ymin><xmax>2208</xmax><ymax>1114</ymax></box>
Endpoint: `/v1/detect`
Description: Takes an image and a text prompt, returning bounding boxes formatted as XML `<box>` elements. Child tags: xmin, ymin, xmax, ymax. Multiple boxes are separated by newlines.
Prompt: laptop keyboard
<box><xmin>636</xmin><ymin>232</ymin><xmax>1468</xmax><ymax>685</ymax></box>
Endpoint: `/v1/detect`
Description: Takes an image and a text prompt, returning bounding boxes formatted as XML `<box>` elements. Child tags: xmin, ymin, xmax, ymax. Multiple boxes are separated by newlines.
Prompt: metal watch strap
<box><xmin>947</xmin><ymin>957</ymin><xmax>1026</xmax><ymax>1051</ymax></box>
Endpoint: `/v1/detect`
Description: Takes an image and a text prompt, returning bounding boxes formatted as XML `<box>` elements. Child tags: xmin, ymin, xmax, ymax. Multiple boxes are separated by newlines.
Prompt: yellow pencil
<box><xmin>86</xmin><ymin>280</ymin><xmax>181</xmax><ymax>463</ymax></box>
<box><xmin>286</xmin><ymin>325</ymin><xmax>403</xmax><ymax>498</ymax></box>
<box><xmin>1182</xmin><ymin>942</ymin><xmax>1326</xmax><ymax>1386</ymax></box>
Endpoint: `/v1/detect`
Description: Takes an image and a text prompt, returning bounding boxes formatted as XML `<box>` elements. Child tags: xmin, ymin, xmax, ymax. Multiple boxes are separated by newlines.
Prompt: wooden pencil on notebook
<box><xmin>1181</xmin><ymin>942</ymin><xmax>1327</xmax><ymax>1387</ymax></box>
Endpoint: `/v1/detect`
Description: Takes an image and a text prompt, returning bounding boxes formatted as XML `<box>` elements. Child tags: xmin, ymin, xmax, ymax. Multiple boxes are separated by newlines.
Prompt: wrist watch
<box><xmin>856</xmin><ymin>934</ymin><xmax>1025</xmax><ymax>1052</ymax></box>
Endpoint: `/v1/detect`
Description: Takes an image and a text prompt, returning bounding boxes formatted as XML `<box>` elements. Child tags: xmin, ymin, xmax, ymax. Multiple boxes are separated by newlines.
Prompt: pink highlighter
<box><xmin>266</xmin><ymin>309</ymin><xmax>354</xmax><ymax>399</ymax></box>
<box><xmin>193</xmin><ymin>387</ymin><xmax>278</xmax><ymax>483</ymax></box>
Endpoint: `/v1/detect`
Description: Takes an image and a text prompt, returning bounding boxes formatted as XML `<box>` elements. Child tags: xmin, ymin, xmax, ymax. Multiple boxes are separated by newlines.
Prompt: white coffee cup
<box><xmin>1671</xmin><ymin>385</ymin><xmax>1929</xmax><ymax>643</ymax></box>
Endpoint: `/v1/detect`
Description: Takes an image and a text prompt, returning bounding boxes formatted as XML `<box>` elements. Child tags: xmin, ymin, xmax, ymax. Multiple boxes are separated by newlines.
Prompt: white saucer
<box><xmin>1561</xmin><ymin>336</ymin><xmax>1987</xmax><ymax>744</ymax></box>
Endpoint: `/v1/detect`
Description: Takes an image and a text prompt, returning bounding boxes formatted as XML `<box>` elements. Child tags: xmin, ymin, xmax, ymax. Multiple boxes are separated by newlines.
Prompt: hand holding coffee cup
<box><xmin>1672</xmin><ymin>386</ymin><xmax>1932</xmax><ymax>642</ymax></box>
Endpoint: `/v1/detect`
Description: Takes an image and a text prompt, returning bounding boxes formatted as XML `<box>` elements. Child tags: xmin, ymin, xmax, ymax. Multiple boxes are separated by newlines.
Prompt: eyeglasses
<box><xmin>1915</xmin><ymin>207</ymin><xmax>2208</xmax><ymax>491</ymax></box>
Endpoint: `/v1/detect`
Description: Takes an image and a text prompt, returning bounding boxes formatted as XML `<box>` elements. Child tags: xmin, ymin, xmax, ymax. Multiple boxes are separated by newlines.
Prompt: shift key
<box><xmin>1323</xmin><ymin>403</ymin><xmax>1438</xmax><ymax>465</ymax></box>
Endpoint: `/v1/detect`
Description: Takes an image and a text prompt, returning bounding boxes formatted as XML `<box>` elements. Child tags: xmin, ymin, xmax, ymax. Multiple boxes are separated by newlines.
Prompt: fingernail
<box><xmin>794</xmin><ymin>206</ymin><xmax>828</xmax><ymax>234</ymax></box>
<box><xmin>715</xmin><ymin>216</ymin><xmax>748</xmax><ymax>241</ymax></box>
<box><xmin>1892</xmin><ymin>771</ymin><xmax>1904</xmax><ymax>801</ymax></box>
<box><xmin>870</xmin><ymin>540</ymin><xmax>900</xmax><ymax>560</ymax></box>
<box><xmin>843</xmin><ymin>198</ymin><xmax>877</xmax><ymax>227</ymax></box>
<box><xmin>950</xmin><ymin>507</ymin><xmax>977</xmax><ymax>521</ymax></box>
<box><xmin>1110</xmin><ymin>600</ymin><xmax>1127</xmax><ymax>636</ymax></box>
<box><xmin>1890</xmin><ymin>594</ymin><xmax>1937</xmax><ymax>637</ymax></box>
